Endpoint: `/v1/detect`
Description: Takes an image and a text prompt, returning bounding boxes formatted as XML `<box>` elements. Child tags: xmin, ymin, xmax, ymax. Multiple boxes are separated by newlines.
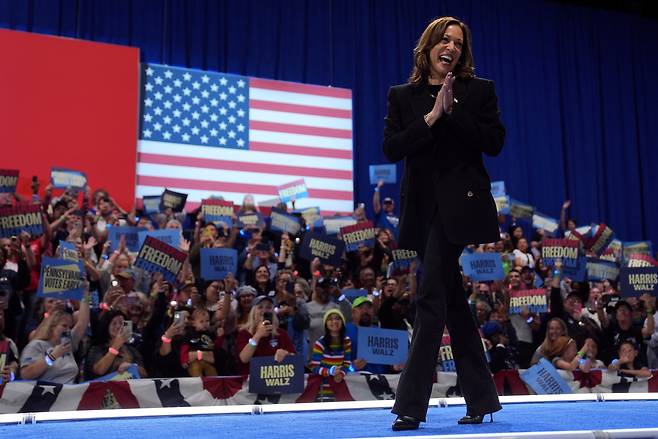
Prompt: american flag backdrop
<box><xmin>136</xmin><ymin>64</ymin><xmax>354</xmax><ymax>214</ymax></box>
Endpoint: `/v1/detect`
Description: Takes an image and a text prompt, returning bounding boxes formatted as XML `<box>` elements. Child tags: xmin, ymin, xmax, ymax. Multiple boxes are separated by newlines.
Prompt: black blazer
<box><xmin>382</xmin><ymin>77</ymin><xmax>504</xmax><ymax>256</ymax></box>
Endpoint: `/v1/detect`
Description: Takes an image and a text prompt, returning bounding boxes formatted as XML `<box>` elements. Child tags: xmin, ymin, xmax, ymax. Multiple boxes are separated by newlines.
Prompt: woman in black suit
<box><xmin>384</xmin><ymin>17</ymin><xmax>504</xmax><ymax>431</ymax></box>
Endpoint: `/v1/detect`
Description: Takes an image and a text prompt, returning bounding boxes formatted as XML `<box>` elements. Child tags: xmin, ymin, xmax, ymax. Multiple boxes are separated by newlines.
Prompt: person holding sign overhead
<box><xmin>383</xmin><ymin>17</ymin><xmax>504</xmax><ymax>430</ymax></box>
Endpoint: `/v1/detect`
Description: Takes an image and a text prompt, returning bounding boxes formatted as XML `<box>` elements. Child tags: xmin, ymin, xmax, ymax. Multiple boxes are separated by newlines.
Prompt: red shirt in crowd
<box><xmin>235</xmin><ymin>328</ymin><xmax>296</xmax><ymax>376</ymax></box>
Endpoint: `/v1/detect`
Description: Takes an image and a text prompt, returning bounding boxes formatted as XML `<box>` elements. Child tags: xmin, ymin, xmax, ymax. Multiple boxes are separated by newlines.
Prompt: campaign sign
<box><xmin>324</xmin><ymin>216</ymin><xmax>356</xmax><ymax>235</ymax></box>
<box><xmin>521</xmin><ymin>358</ymin><xmax>572</xmax><ymax>394</ymax></box>
<box><xmin>0</xmin><ymin>204</ymin><xmax>43</xmax><ymax>238</ymax></box>
<box><xmin>58</xmin><ymin>240</ymin><xmax>79</xmax><ymax>261</ymax></box>
<box><xmin>509</xmin><ymin>289</ymin><xmax>548</xmax><ymax>314</ymax></box>
<box><xmin>561</xmin><ymin>256</ymin><xmax>587</xmax><ymax>282</ymax></box>
<box><xmin>541</xmin><ymin>238</ymin><xmax>580</xmax><ymax>268</ymax></box>
<box><xmin>270</xmin><ymin>209</ymin><xmax>301</xmax><ymax>235</ymax></box>
<box><xmin>532</xmin><ymin>213</ymin><xmax>559</xmax><ymax>234</ymax></box>
<box><xmin>237</xmin><ymin>212</ymin><xmax>264</xmax><ymax>229</ymax></box>
<box><xmin>623</xmin><ymin>241</ymin><xmax>653</xmax><ymax>262</ymax></box>
<box><xmin>340</xmin><ymin>220</ymin><xmax>376</xmax><ymax>252</ymax></box>
<box><xmin>0</xmin><ymin>169</ymin><xmax>19</xmax><ymax>193</ymax></box>
<box><xmin>619</xmin><ymin>267</ymin><xmax>658</xmax><ymax>297</ymax></box>
<box><xmin>300</xmin><ymin>232</ymin><xmax>344</xmax><ymax>266</ymax></box>
<box><xmin>37</xmin><ymin>257</ymin><xmax>85</xmax><ymax>300</ymax></box>
<box><xmin>438</xmin><ymin>334</ymin><xmax>455</xmax><ymax>372</ymax></box>
<box><xmin>490</xmin><ymin>181</ymin><xmax>506</xmax><ymax>198</ymax></box>
<box><xmin>202</xmin><ymin>199</ymin><xmax>233</xmax><ymax>228</ymax></box>
<box><xmin>494</xmin><ymin>195</ymin><xmax>510</xmax><ymax>214</ymax></box>
<box><xmin>200</xmin><ymin>248</ymin><xmax>238</xmax><ymax>280</ymax></box>
<box><xmin>107</xmin><ymin>226</ymin><xmax>144</xmax><ymax>252</ymax></box>
<box><xmin>586</xmin><ymin>258</ymin><xmax>620</xmax><ymax>281</ymax></box>
<box><xmin>160</xmin><ymin>189</ymin><xmax>187</xmax><ymax>212</ymax></box>
<box><xmin>460</xmin><ymin>252</ymin><xmax>505</xmax><ymax>281</ymax></box>
<box><xmin>299</xmin><ymin>206</ymin><xmax>324</xmax><ymax>228</ymax></box>
<box><xmin>627</xmin><ymin>253</ymin><xmax>658</xmax><ymax>268</ymax></box>
<box><xmin>248</xmin><ymin>355</ymin><xmax>305</xmax><ymax>395</ymax></box>
<box><xmin>277</xmin><ymin>179</ymin><xmax>308</xmax><ymax>203</ymax></box>
<box><xmin>586</xmin><ymin>224</ymin><xmax>615</xmax><ymax>256</ymax></box>
<box><xmin>388</xmin><ymin>249</ymin><xmax>418</xmax><ymax>275</ymax></box>
<box><xmin>509</xmin><ymin>199</ymin><xmax>534</xmax><ymax>220</ymax></box>
<box><xmin>342</xmin><ymin>288</ymin><xmax>367</xmax><ymax>301</ymax></box>
<box><xmin>138</xmin><ymin>229</ymin><xmax>181</xmax><ymax>250</ymax></box>
<box><xmin>369</xmin><ymin>164</ymin><xmax>396</xmax><ymax>185</ymax></box>
<box><xmin>50</xmin><ymin>168</ymin><xmax>87</xmax><ymax>190</ymax></box>
<box><xmin>142</xmin><ymin>195</ymin><xmax>161</xmax><ymax>215</ymax></box>
<box><xmin>357</xmin><ymin>326</ymin><xmax>408</xmax><ymax>366</ymax></box>
<box><xmin>135</xmin><ymin>236</ymin><xmax>187</xmax><ymax>284</ymax></box>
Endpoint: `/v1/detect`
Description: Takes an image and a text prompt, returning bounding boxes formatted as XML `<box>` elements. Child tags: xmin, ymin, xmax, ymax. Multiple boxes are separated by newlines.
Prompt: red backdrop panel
<box><xmin>0</xmin><ymin>29</ymin><xmax>139</xmax><ymax>210</ymax></box>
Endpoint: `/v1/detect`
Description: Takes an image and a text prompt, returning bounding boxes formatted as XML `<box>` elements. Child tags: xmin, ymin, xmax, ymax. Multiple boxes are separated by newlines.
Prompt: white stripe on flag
<box><xmin>249</xmin><ymin>129</ymin><xmax>352</xmax><ymax>151</ymax></box>
<box><xmin>50</xmin><ymin>383</ymin><xmax>90</xmax><ymax>411</ymax></box>
<box><xmin>250</xmin><ymin>108</ymin><xmax>352</xmax><ymax>131</ymax></box>
<box><xmin>249</xmin><ymin>87</ymin><xmax>352</xmax><ymax>110</ymax></box>
<box><xmin>0</xmin><ymin>382</ymin><xmax>34</xmax><ymax>413</ymax></box>
<box><xmin>128</xmin><ymin>380</ymin><xmax>163</xmax><ymax>408</ymax></box>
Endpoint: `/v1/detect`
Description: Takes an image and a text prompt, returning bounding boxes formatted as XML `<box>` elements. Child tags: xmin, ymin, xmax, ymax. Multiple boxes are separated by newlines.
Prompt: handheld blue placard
<box><xmin>460</xmin><ymin>252</ymin><xmax>505</xmax><ymax>281</ymax></box>
<box><xmin>200</xmin><ymin>248</ymin><xmax>238</xmax><ymax>280</ymax></box>
<box><xmin>369</xmin><ymin>164</ymin><xmax>396</xmax><ymax>185</ymax></box>
<box><xmin>356</xmin><ymin>326</ymin><xmax>408</xmax><ymax>365</ymax></box>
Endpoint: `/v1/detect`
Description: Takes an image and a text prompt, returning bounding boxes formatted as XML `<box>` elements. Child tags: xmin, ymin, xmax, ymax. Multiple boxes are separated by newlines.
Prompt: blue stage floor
<box><xmin>2</xmin><ymin>400</ymin><xmax>658</xmax><ymax>438</ymax></box>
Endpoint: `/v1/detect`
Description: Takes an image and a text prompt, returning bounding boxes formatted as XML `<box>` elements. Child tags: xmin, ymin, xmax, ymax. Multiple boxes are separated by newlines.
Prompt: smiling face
<box><xmin>325</xmin><ymin>313</ymin><xmax>344</xmax><ymax>334</ymax></box>
<box><xmin>548</xmin><ymin>320</ymin><xmax>565</xmax><ymax>342</ymax></box>
<box><xmin>428</xmin><ymin>24</ymin><xmax>463</xmax><ymax>82</ymax></box>
<box><xmin>109</xmin><ymin>315</ymin><xmax>124</xmax><ymax>338</ymax></box>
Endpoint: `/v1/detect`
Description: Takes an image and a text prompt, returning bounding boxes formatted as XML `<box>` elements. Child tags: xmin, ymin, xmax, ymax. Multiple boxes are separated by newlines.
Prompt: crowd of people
<box><xmin>0</xmin><ymin>179</ymin><xmax>656</xmax><ymax>393</ymax></box>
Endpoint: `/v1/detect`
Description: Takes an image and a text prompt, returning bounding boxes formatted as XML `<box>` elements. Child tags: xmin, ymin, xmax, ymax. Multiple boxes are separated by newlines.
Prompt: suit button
<box><xmin>467</xmin><ymin>191</ymin><xmax>474</xmax><ymax>197</ymax></box>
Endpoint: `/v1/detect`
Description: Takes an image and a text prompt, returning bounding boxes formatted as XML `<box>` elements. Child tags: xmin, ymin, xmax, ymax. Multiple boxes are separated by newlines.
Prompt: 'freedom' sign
<box><xmin>107</xmin><ymin>226</ymin><xmax>145</xmax><ymax>252</ymax></box>
<box><xmin>619</xmin><ymin>267</ymin><xmax>658</xmax><ymax>297</ymax></box>
<box><xmin>509</xmin><ymin>289</ymin><xmax>548</xmax><ymax>314</ymax></box>
<box><xmin>0</xmin><ymin>204</ymin><xmax>43</xmax><ymax>238</ymax></box>
<box><xmin>542</xmin><ymin>238</ymin><xmax>580</xmax><ymax>268</ymax></box>
<box><xmin>357</xmin><ymin>326</ymin><xmax>408</xmax><ymax>365</ymax></box>
<box><xmin>460</xmin><ymin>252</ymin><xmax>505</xmax><ymax>281</ymax></box>
<box><xmin>135</xmin><ymin>236</ymin><xmax>187</xmax><ymax>283</ymax></box>
<box><xmin>277</xmin><ymin>179</ymin><xmax>308</xmax><ymax>203</ymax></box>
<box><xmin>37</xmin><ymin>257</ymin><xmax>85</xmax><ymax>300</ymax></box>
<box><xmin>200</xmin><ymin>248</ymin><xmax>238</xmax><ymax>280</ymax></box>
<box><xmin>340</xmin><ymin>220</ymin><xmax>375</xmax><ymax>252</ymax></box>
<box><xmin>388</xmin><ymin>249</ymin><xmax>418</xmax><ymax>276</ymax></box>
<box><xmin>0</xmin><ymin>169</ymin><xmax>19</xmax><ymax>193</ymax></box>
<box><xmin>248</xmin><ymin>355</ymin><xmax>305</xmax><ymax>395</ymax></box>
<box><xmin>300</xmin><ymin>232</ymin><xmax>344</xmax><ymax>266</ymax></box>
<box><xmin>201</xmin><ymin>199</ymin><xmax>233</xmax><ymax>228</ymax></box>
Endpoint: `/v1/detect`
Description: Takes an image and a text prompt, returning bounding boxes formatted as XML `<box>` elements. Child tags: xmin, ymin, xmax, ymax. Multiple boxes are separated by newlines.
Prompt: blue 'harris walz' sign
<box><xmin>357</xmin><ymin>326</ymin><xmax>408</xmax><ymax>366</ymax></box>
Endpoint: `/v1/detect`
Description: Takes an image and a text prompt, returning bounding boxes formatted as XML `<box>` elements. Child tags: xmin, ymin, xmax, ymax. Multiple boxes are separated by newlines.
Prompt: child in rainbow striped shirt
<box><xmin>309</xmin><ymin>309</ymin><xmax>352</xmax><ymax>401</ymax></box>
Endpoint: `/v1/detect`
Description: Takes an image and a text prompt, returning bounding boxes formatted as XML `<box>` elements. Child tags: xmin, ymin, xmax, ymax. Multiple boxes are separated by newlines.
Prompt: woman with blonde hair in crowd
<box><xmin>20</xmin><ymin>288</ymin><xmax>91</xmax><ymax>383</ymax></box>
<box><xmin>530</xmin><ymin>317</ymin><xmax>568</xmax><ymax>365</ymax></box>
<box><xmin>235</xmin><ymin>295</ymin><xmax>295</xmax><ymax>375</ymax></box>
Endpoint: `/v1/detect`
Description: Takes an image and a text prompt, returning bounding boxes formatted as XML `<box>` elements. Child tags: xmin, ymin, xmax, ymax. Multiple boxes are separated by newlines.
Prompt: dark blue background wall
<box><xmin>2</xmin><ymin>0</ymin><xmax>657</xmax><ymax>246</ymax></box>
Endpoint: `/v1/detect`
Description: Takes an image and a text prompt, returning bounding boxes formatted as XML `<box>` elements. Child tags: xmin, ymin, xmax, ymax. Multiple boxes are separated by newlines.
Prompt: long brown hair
<box><xmin>539</xmin><ymin>317</ymin><xmax>568</xmax><ymax>357</ymax></box>
<box><xmin>409</xmin><ymin>16</ymin><xmax>475</xmax><ymax>85</ymax></box>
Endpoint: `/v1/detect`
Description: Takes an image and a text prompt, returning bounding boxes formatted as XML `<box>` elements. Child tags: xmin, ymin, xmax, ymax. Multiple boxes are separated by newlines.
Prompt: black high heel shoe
<box><xmin>392</xmin><ymin>415</ymin><xmax>421</xmax><ymax>431</ymax></box>
<box><xmin>457</xmin><ymin>413</ymin><xmax>494</xmax><ymax>424</ymax></box>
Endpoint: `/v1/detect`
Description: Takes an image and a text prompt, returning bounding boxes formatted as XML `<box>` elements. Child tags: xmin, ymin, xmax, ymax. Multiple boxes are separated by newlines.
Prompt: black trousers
<box><xmin>392</xmin><ymin>210</ymin><xmax>501</xmax><ymax>421</ymax></box>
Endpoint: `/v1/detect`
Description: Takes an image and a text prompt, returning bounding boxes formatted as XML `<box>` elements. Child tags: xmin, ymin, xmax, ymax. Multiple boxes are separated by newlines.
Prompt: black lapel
<box><xmin>408</xmin><ymin>84</ymin><xmax>434</xmax><ymax>119</ymax></box>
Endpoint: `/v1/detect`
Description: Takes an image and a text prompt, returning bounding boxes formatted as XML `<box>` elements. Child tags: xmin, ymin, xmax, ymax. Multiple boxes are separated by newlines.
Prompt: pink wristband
<box><xmin>161</xmin><ymin>335</ymin><xmax>172</xmax><ymax>344</ymax></box>
<box><xmin>197</xmin><ymin>350</ymin><xmax>203</xmax><ymax>361</ymax></box>
<box><xmin>108</xmin><ymin>347</ymin><xmax>119</xmax><ymax>356</ymax></box>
